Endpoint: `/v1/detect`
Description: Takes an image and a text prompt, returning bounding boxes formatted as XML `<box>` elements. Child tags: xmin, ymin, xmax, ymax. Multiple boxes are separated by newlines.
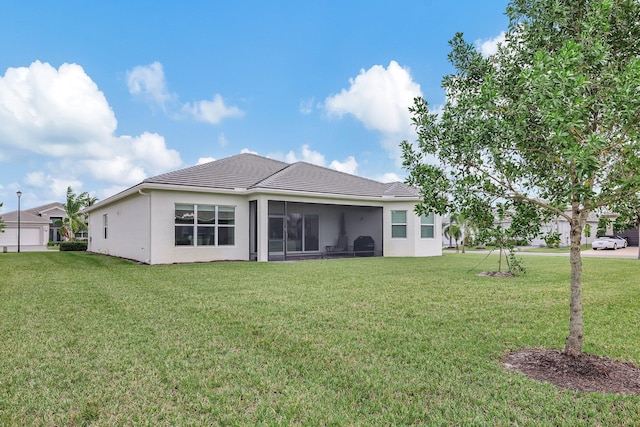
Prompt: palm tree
<box><xmin>444</xmin><ymin>213</ymin><xmax>475</xmax><ymax>254</ymax></box>
<box><xmin>443</xmin><ymin>216</ymin><xmax>463</xmax><ymax>253</ymax></box>
<box><xmin>60</xmin><ymin>187</ymin><xmax>97</xmax><ymax>240</ymax></box>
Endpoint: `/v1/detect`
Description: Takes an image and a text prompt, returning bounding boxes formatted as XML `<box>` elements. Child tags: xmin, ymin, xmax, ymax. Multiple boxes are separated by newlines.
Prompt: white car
<box><xmin>591</xmin><ymin>235</ymin><xmax>628</xmax><ymax>250</ymax></box>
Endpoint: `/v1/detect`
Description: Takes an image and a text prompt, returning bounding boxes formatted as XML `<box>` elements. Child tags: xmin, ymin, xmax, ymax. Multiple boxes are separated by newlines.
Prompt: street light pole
<box><xmin>16</xmin><ymin>191</ymin><xmax>22</xmax><ymax>253</ymax></box>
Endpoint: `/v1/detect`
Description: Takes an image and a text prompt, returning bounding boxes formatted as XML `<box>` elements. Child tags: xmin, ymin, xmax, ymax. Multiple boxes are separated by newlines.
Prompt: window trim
<box><xmin>420</xmin><ymin>213</ymin><xmax>435</xmax><ymax>239</ymax></box>
<box><xmin>391</xmin><ymin>210</ymin><xmax>407</xmax><ymax>239</ymax></box>
<box><xmin>103</xmin><ymin>214</ymin><xmax>108</xmax><ymax>239</ymax></box>
<box><xmin>175</xmin><ymin>204</ymin><xmax>236</xmax><ymax>247</ymax></box>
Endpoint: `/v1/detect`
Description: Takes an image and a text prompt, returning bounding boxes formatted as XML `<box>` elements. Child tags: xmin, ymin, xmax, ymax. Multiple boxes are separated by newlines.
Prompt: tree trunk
<box><xmin>564</xmin><ymin>205</ymin><xmax>585</xmax><ymax>356</ymax></box>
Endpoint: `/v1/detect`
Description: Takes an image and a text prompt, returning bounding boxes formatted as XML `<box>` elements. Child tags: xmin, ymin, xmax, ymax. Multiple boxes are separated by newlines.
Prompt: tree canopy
<box><xmin>402</xmin><ymin>0</ymin><xmax>640</xmax><ymax>355</ymax></box>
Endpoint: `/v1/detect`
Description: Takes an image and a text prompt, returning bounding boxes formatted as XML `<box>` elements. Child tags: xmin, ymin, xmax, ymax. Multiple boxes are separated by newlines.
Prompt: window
<box><xmin>421</xmin><ymin>213</ymin><xmax>435</xmax><ymax>238</ymax></box>
<box><xmin>175</xmin><ymin>204</ymin><xmax>194</xmax><ymax>245</ymax></box>
<box><xmin>217</xmin><ymin>206</ymin><xmax>235</xmax><ymax>246</ymax></box>
<box><xmin>197</xmin><ymin>205</ymin><xmax>215</xmax><ymax>246</ymax></box>
<box><xmin>175</xmin><ymin>204</ymin><xmax>235</xmax><ymax>246</ymax></box>
<box><xmin>103</xmin><ymin>214</ymin><xmax>108</xmax><ymax>239</ymax></box>
<box><xmin>391</xmin><ymin>210</ymin><xmax>407</xmax><ymax>238</ymax></box>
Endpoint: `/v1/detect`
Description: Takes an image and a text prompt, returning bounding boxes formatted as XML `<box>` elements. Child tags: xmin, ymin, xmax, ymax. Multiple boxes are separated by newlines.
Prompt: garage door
<box><xmin>618</xmin><ymin>228</ymin><xmax>639</xmax><ymax>246</ymax></box>
<box><xmin>21</xmin><ymin>228</ymin><xmax>43</xmax><ymax>245</ymax></box>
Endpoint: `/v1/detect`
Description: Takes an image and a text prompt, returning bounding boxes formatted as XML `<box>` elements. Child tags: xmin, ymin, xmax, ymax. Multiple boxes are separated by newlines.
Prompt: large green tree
<box><xmin>402</xmin><ymin>0</ymin><xmax>640</xmax><ymax>356</ymax></box>
<box><xmin>61</xmin><ymin>187</ymin><xmax>97</xmax><ymax>240</ymax></box>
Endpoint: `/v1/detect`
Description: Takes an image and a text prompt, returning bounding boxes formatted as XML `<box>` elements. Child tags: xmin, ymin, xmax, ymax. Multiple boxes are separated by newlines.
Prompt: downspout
<box><xmin>139</xmin><ymin>189</ymin><xmax>151</xmax><ymax>264</ymax></box>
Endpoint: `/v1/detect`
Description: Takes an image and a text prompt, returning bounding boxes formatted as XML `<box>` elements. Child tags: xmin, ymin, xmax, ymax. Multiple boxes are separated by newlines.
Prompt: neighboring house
<box><xmin>491</xmin><ymin>211</ymin><xmax>617</xmax><ymax>248</ymax></box>
<box><xmin>84</xmin><ymin>153</ymin><xmax>442</xmax><ymax>264</ymax></box>
<box><xmin>440</xmin><ymin>210</ymin><xmax>614</xmax><ymax>248</ymax></box>
<box><xmin>0</xmin><ymin>202</ymin><xmax>67</xmax><ymax>248</ymax></box>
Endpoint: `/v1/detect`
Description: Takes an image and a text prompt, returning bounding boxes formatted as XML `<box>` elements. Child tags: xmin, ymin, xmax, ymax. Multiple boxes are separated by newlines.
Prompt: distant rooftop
<box><xmin>0</xmin><ymin>202</ymin><xmax>65</xmax><ymax>223</ymax></box>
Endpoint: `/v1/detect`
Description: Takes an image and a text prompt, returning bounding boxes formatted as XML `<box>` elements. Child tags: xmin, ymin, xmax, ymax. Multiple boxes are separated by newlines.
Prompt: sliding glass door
<box><xmin>268</xmin><ymin>201</ymin><xmax>320</xmax><ymax>258</ymax></box>
<box><xmin>286</xmin><ymin>213</ymin><xmax>319</xmax><ymax>252</ymax></box>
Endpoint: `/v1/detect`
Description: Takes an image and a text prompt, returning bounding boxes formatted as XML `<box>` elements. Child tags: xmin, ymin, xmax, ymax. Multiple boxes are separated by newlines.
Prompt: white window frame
<box><xmin>420</xmin><ymin>213</ymin><xmax>435</xmax><ymax>239</ymax></box>
<box><xmin>175</xmin><ymin>204</ymin><xmax>235</xmax><ymax>247</ymax></box>
<box><xmin>103</xmin><ymin>214</ymin><xmax>108</xmax><ymax>239</ymax></box>
<box><xmin>391</xmin><ymin>210</ymin><xmax>407</xmax><ymax>239</ymax></box>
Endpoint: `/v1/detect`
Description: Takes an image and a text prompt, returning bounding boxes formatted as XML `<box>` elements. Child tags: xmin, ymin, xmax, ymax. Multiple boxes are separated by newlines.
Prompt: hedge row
<box><xmin>59</xmin><ymin>241</ymin><xmax>88</xmax><ymax>251</ymax></box>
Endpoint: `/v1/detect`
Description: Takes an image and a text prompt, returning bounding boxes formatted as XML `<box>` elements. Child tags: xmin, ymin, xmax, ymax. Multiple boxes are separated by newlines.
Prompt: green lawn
<box><xmin>1</xmin><ymin>252</ymin><xmax>639</xmax><ymax>425</ymax></box>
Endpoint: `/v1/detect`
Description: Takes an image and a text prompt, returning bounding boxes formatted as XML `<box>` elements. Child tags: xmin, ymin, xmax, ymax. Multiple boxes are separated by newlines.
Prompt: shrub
<box><xmin>543</xmin><ymin>232</ymin><xmax>561</xmax><ymax>248</ymax></box>
<box><xmin>59</xmin><ymin>241</ymin><xmax>87</xmax><ymax>251</ymax></box>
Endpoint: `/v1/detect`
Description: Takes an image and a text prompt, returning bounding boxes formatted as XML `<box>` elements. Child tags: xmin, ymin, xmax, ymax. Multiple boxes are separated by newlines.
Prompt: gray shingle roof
<box><xmin>144</xmin><ymin>153</ymin><xmax>288</xmax><ymax>189</ymax></box>
<box><xmin>142</xmin><ymin>153</ymin><xmax>418</xmax><ymax>198</ymax></box>
<box><xmin>0</xmin><ymin>202</ymin><xmax>64</xmax><ymax>223</ymax></box>
<box><xmin>254</xmin><ymin>161</ymin><xmax>419</xmax><ymax>197</ymax></box>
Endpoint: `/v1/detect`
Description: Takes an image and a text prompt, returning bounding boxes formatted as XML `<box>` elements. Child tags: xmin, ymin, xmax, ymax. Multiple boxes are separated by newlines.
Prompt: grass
<box><xmin>1</xmin><ymin>252</ymin><xmax>639</xmax><ymax>425</ymax></box>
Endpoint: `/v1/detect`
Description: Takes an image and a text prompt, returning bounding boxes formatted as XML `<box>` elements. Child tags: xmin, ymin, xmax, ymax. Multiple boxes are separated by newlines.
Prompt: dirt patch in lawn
<box><xmin>478</xmin><ymin>271</ymin><xmax>516</xmax><ymax>277</ymax></box>
<box><xmin>503</xmin><ymin>348</ymin><xmax>640</xmax><ymax>395</ymax></box>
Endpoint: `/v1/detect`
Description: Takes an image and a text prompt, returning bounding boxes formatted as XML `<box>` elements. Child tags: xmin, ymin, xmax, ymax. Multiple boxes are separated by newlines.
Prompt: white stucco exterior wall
<box><xmin>86</xmin><ymin>186</ymin><xmax>442</xmax><ymax>263</ymax></box>
<box><xmin>148</xmin><ymin>190</ymin><xmax>250</xmax><ymax>264</ymax></box>
<box><xmin>88</xmin><ymin>192</ymin><xmax>151</xmax><ymax>263</ymax></box>
<box><xmin>383</xmin><ymin>201</ymin><xmax>442</xmax><ymax>257</ymax></box>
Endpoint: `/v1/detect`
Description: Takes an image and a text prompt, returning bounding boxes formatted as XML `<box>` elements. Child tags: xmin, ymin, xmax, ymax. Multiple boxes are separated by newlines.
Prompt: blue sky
<box><xmin>0</xmin><ymin>1</ymin><xmax>509</xmax><ymax>212</ymax></box>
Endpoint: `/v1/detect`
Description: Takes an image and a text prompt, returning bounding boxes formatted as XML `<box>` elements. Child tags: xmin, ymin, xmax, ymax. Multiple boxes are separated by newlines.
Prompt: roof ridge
<box><xmin>143</xmin><ymin>152</ymin><xmax>291</xmax><ymax>190</ymax></box>
<box><xmin>249</xmin><ymin>161</ymin><xmax>293</xmax><ymax>188</ymax></box>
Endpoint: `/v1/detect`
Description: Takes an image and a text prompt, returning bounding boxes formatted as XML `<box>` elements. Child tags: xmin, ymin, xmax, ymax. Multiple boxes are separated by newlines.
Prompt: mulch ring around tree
<box><xmin>503</xmin><ymin>348</ymin><xmax>640</xmax><ymax>395</ymax></box>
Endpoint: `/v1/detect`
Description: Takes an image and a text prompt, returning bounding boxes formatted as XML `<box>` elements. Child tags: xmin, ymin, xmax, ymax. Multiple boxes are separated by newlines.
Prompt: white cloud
<box><xmin>23</xmin><ymin>170</ymin><xmax>82</xmax><ymax>199</ymax></box>
<box><xmin>429</xmin><ymin>103</ymin><xmax>445</xmax><ymax>118</ymax></box>
<box><xmin>375</xmin><ymin>172</ymin><xmax>402</xmax><ymax>183</ymax></box>
<box><xmin>329</xmin><ymin>156</ymin><xmax>358</xmax><ymax>175</ymax></box>
<box><xmin>126</xmin><ymin>61</ymin><xmax>173</xmax><ymax>107</ymax></box>
<box><xmin>182</xmin><ymin>94</ymin><xmax>244</xmax><ymax>125</ymax></box>
<box><xmin>84</xmin><ymin>158</ymin><xmax>146</xmax><ymax>185</ymax></box>
<box><xmin>0</xmin><ymin>61</ymin><xmax>117</xmax><ymax>156</ymax></box>
<box><xmin>218</xmin><ymin>133</ymin><xmax>229</xmax><ymax>147</ymax></box>
<box><xmin>82</xmin><ymin>133</ymin><xmax>181</xmax><ymax>185</ymax></box>
<box><xmin>24</xmin><ymin>171</ymin><xmax>47</xmax><ymax>187</ymax></box>
<box><xmin>299</xmin><ymin>97</ymin><xmax>315</xmax><ymax>115</ymax></box>
<box><xmin>476</xmin><ymin>31</ymin><xmax>506</xmax><ymax>57</ymax></box>
<box><xmin>196</xmin><ymin>157</ymin><xmax>216</xmax><ymax>165</ymax></box>
<box><xmin>128</xmin><ymin>132</ymin><xmax>181</xmax><ymax>173</ymax></box>
<box><xmin>275</xmin><ymin>145</ymin><xmax>360</xmax><ymax>175</ymax></box>
<box><xmin>99</xmin><ymin>185</ymin><xmax>128</xmax><ymax>200</ymax></box>
<box><xmin>285</xmin><ymin>144</ymin><xmax>326</xmax><ymax>166</ymax></box>
<box><xmin>240</xmin><ymin>148</ymin><xmax>259</xmax><ymax>155</ymax></box>
<box><xmin>0</xmin><ymin>61</ymin><xmax>183</xmax><ymax>191</ymax></box>
<box><xmin>325</xmin><ymin>60</ymin><xmax>422</xmax><ymax>137</ymax></box>
<box><xmin>49</xmin><ymin>177</ymin><xmax>84</xmax><ymax>200</ymax></box>
<box><xmin>127</xmin><ymin>62</ymin><xmax>244</xmax><ymax>126</ymax></box>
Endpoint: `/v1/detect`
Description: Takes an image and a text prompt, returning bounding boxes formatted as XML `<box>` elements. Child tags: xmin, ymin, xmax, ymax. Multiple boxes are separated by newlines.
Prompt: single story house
<box><xmin>0</xmin><ymin>202</ymin><xmax>67</xmax><ymax>250</ymax></box>
<box><xmin>84</xmin><ymin>153</ymin><xmax>442</xmax><ymax>264</ymax></box>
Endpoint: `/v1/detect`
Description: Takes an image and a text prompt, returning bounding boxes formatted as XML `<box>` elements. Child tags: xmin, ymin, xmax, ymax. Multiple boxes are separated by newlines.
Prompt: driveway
<box><xmin>580</xmin><ymin>245</ymin><xmax>638</xmax><ymax>259</ymax></box>
<box><xmin>515</xmin><ymin>246</ymin><xmax>639</xmax><ymax>259</ymax></box>
<box><xmin>1</xmin><ymin>245</ymin><xmax>49</xmax><ymax>253</ymax></box>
